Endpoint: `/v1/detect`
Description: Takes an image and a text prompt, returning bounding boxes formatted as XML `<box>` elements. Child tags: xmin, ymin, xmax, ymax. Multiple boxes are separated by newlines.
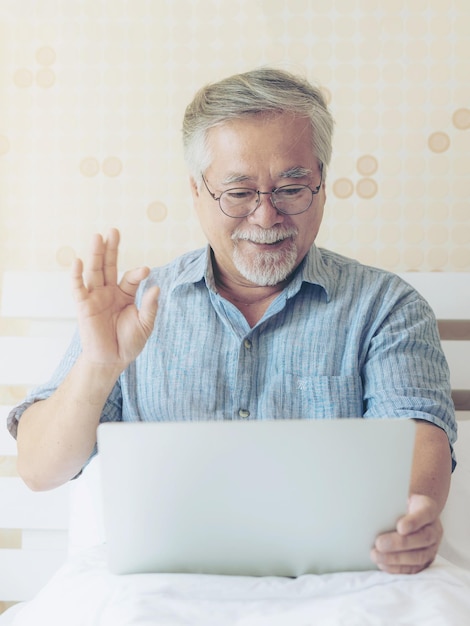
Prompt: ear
<box><xmin>189</xmin><ymin>176</ymin><xmax>200</xmax><ymax>201</ymax></box>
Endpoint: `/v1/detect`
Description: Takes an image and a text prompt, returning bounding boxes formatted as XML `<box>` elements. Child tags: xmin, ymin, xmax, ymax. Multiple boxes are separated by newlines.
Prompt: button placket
<box><xmin>235</xmin><ymin>335</ymin><xmax>255</xmax><ymax>420</ymax></box>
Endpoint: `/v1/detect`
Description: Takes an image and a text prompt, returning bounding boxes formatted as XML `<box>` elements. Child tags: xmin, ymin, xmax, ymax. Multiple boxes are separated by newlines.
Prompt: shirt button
<box><xmin>238</xmin><ymin>409</ymin><xmax>250</xmax><ymax>418</ymax></box>
<box><xmin>243</xmin><ymin>339</ymin><xmax>252</xmax><ymax>349</ymax></box>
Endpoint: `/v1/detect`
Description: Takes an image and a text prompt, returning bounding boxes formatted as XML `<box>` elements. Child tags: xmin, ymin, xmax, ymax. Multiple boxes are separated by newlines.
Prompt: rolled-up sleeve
<box><xmin>362</xmin><ymin>294</ymin><xmax>456</xmax><ymax>468</ymax></box>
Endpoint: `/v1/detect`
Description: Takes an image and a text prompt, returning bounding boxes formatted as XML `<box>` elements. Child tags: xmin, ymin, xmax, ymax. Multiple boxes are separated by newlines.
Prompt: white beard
<box><xmin>231</xmin><ymin>226</ymin><xmax>299</xmax><ymax>286</ymax></box>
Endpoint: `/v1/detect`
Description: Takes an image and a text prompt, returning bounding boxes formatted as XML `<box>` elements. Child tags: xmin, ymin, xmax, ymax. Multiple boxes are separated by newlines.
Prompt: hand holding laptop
<box><xmin>372</xmin><ymin>494</ymin><xmax>443</xmax><ymax>575</ymax></box>
<box><xmin>371</xmin><ymin>420</ymin><xmax>451</xmax><ymax>575</ymax></box>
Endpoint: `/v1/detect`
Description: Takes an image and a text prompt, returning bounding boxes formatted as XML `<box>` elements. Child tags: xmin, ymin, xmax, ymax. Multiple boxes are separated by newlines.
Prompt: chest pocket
<box><xmin>267</xmin><ymin>374</ymin><xmax>364</xmax><ymax>419</ymax></box>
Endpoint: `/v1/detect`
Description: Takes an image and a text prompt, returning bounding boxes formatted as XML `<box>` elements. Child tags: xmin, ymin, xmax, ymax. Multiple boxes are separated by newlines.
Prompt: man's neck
<box><xmin>214</xmin><ymin>271</ymin><xmax>289</xmax><ymax>327</ymax></box>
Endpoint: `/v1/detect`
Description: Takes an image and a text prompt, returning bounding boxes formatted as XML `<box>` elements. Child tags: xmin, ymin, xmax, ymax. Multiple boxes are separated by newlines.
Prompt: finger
<box><xmin>119</xmin><ymin>267</ymin><xmax>151</xmax><ymax>299</ymax></box>
<box><xmin>375</xmin><ymin>521</ymin><xmax>441</xmax><ymax>554</ymax></box>
<box><xmin>375</xmin><ymin>559</ymin><xmax>434</xmax><ymax>575</ymax></box>
<box><xmin>103</xmin><ymin>228</ymin><xmax>120</xmax><ymax>286</ymax></box>
<box><xmin>71</xmin><ymin>258</ymin><xmax>89</xmax><ymax>303</ymax></box>
<box><xmin>84</xmin><ymin>233</ymin><xmax>106</xmax><ymax>290</ymax></box>
<box><xmin>371</xmin><ymin>544</ymin><xmax>437</xmax><ymax>574</ymax></box>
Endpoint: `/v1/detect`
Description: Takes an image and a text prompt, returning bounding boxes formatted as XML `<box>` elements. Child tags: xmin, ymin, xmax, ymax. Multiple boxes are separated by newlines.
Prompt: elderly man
<box><xmin>8</xmin><ymin>68</ymin><xmax>456</xmax><ymax>575</ymax></box>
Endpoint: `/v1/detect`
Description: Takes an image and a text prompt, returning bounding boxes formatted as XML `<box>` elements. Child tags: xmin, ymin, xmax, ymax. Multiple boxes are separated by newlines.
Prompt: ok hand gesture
<box><xmin>72</xmin><ymin>228</ymin><xmax>159</xmax><ymax>373</ymax></box>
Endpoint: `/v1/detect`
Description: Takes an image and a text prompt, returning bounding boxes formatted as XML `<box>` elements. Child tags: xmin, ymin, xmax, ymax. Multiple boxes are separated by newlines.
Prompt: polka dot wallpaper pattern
<box><xmin>0</xmin><ymin>0</ymin><xmax>469</xmax><ymax>275</ymax></box>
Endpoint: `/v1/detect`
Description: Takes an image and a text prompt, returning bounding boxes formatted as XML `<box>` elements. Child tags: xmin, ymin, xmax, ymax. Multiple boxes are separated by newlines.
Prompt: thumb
<box><xmin>397</xmin><ymin>494</ymin><xmax>437</xmax><ymax>535</ymax></box>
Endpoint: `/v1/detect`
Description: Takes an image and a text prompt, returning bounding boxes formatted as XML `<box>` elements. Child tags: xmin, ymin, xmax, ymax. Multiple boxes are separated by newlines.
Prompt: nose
<box><xmin>248</xmin><ymin>191</ymin><xmax>285</xmax><ymax>228</ymax></box>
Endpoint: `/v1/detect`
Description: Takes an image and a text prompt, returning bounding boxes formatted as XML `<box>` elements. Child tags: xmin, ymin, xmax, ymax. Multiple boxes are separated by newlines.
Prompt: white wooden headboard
<box><xmin>0</xmin><ymin>270</ymin><xmax>468</xmax><ymax>608</ymax></box>
<box><xmin>0</xmin><ymin>272</ymin><xmax>75</xmax><ymax>609</ymax></box>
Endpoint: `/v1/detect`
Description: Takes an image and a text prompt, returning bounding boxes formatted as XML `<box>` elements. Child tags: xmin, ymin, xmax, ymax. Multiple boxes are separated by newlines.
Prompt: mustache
<box><xmin>231</xmin><ymin>226</ymin><xmax>298</xmax><ymax>245</ymax></box>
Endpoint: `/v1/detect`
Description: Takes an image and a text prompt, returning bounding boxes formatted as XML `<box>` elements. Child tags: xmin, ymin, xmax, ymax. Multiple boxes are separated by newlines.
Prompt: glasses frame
<box><xmin>201</xmin><ymin>164</ymin><xmax>323</xmax><ymax>219</ymax></box>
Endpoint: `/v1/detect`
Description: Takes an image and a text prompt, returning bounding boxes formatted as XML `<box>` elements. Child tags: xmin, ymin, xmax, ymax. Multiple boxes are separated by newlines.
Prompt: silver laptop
<box><xmin>97</xmin><ymin>418</ymin><xmax>415</xmax><ymax>577</ymax></box>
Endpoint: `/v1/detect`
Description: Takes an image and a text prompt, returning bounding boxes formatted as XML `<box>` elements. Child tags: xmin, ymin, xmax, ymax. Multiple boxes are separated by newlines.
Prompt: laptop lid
<box><xmin>97</xmin><ymin>418</ymin><xmax>415</xmax><ymax>577</ymax></box>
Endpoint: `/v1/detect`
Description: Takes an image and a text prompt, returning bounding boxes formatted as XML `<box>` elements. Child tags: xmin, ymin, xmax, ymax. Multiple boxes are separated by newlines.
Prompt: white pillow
<box><xmin>439</xmin><ymin>419</ymin><xmax>470</xmax><ymax>570</ymax></box>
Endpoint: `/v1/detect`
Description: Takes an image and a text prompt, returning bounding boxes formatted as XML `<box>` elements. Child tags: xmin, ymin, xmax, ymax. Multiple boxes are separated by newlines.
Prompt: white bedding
<box><xmin>2</xmin><ymin>545</ymin><xmax>470</xmax><ymax>626</ymax></box>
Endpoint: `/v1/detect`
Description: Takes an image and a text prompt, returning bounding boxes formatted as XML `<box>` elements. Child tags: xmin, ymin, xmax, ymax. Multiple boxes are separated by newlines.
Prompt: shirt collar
<box><xmin>172</xmin><ymin>245</ymin><xmax>332</xmax><ymax>301</ymax></box>
<box><xmin>170</xmin><ymin>247</ymin><xmax>209</xmax><ymax>291</ymax></box>
<box><xmin>294</xmin><ymin>245</ymin><xmax>333</xmax><ymax>302</ymax></box>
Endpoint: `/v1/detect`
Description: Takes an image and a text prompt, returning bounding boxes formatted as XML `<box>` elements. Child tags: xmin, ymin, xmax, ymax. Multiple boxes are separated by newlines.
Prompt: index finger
<box><xmin>83</xmin><ymin>233</ymin><xmax>106</xmax><ymax>290</ymax></box>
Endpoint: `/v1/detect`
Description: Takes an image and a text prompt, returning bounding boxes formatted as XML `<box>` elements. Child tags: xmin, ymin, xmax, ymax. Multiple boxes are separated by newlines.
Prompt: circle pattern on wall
<box><xmin>0</xmin><ymin>1</ymin><xmax>468</xmax><ymax>274</ymax></box>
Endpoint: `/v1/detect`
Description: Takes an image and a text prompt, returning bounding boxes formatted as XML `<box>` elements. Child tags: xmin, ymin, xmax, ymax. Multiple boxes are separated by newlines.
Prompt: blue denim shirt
<box><xmin>8</xmin><ymin>245</ymin><xmax>457</xmax><ymax>465</ymax></box>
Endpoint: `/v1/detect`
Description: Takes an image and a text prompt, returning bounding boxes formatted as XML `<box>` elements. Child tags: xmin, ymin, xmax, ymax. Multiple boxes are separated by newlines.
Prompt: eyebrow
<box><xmin>278</xmin><ymin>166</ymin><xmax>313</xmax><ymax>179</ymax></box>
<box><xmin>221</xmin><ymin>173</ymin><xmax>253</xmax><ymax>185</ymax></box>
<box><xmin>221</xmin><ymin>166</ymin><xmax>313</xmax><ymax>186</ymax></box>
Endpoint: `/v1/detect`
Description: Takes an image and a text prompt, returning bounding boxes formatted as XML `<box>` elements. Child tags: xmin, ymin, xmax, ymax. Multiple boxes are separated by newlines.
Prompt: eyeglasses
<box><xmin>201</xmin><ymin>165</ymin><xmax>323</xmax><ymax>219</ymax></box>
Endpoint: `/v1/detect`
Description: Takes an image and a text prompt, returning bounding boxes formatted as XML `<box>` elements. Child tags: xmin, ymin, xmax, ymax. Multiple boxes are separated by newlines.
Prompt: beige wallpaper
<box><xmin>0</xmin><ymin>0</ymin><xmax>469</xmax><ymax>276</ymax></box>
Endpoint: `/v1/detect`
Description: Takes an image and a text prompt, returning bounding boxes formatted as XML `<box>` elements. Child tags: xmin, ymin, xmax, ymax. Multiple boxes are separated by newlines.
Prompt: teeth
<box><xmin>233</xmin><ymin>228</ymin><xmax>298</xmax><ymax>245</ymax></box>
<box><xmin>237</xmin><ymin>235</ymin><xmax>285</xmax><ymax>244</ymax></box>
<box><xmin>252</xmin><ymin>238</ymin><xmax>282</xmax><ymax>244</ymax></box>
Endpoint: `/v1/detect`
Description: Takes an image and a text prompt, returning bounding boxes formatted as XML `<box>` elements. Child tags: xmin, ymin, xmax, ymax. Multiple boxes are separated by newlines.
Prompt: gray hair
<box><xmin>182</xmin><ymin>67</ymin><xmax>334</xmax><ymax>185</ymax></box>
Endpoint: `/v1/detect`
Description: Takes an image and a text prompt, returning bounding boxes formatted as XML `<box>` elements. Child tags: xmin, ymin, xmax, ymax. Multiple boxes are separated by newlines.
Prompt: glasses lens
<box><xmin>272</xmin><ymin>185</ymin><xmax>313</xmax><ymax>214</ymax></box>
<box><xmin>220</xmin><ymin>188</ymin><xmax>258</xmax><ymax>217</ymax></box>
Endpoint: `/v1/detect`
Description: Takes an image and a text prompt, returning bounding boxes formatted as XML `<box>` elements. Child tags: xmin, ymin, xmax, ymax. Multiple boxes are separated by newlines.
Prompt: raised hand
<box><xmin>72</xmin><ymin>228</ymin><xmax>159</xmax><ymax>372</ymax></box>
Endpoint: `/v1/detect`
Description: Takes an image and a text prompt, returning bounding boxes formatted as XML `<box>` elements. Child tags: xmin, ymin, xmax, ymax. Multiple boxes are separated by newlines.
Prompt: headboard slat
<box><xmin>438</xmin><ymin>320</ymin><xmax>470</xmax><ymax>341</ymax></box>
<box><xmin>452</xmin><ymin>390</ymin><xmax>470</xmax><ymax>412</ymax></box>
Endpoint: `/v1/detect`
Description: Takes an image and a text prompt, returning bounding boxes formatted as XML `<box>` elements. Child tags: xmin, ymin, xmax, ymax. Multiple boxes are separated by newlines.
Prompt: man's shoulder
<box><xmin>319</xmin><ymin>247</ymin><xmax>395</xmax><ymax>279</ymax></box>
<box><xmin>316</xmin><ymin>247</ymin><xmax>418</xmax><ymax>299</ymax></box>
<box><xmin>147</xmin><ymin>248</ymin><xmax>206</xmax><ymax>283</ymax></box>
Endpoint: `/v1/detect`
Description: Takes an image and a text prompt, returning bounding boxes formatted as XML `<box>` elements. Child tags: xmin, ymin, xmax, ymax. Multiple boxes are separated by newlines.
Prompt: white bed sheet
<box><xmin>2</xmin><ymin>545</ymin><xmax>470</xmax><ymax>626</ymax></box>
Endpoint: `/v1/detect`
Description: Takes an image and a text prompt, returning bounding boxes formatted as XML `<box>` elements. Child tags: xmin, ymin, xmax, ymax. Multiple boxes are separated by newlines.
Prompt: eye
<box><xmin>275</xmin><ymin>185</ymin><xmax>307</xmax><ymax>198</ymax></box>
<box><xmin>224</xmin><ymin>189</ymin><xmax>256</xmax><ymax>201</ymax></box>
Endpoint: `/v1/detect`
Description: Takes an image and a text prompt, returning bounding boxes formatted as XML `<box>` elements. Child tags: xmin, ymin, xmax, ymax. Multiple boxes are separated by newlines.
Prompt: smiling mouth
<box><xmin>239</xmin><ymin>238</ymin><xmax>290</xmax><ymax>250</ymax></box>
<box><xmin>235</xmin><ymin>234</ymin><xmax>294</xmax><ymax>245</ymax></box>
<box><xmin>232</xmin><ymin>227</ymin><xmax>299</xmax><ymax>248</ymax></box>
